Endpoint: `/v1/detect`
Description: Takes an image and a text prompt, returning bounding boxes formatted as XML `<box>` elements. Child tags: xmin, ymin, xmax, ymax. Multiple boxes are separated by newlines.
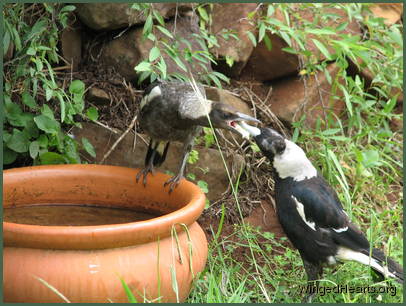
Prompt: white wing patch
<box><xmin>140</xmin><ymin>85</ymin><xmax>162</xmax><ymax>110</ymax></box>
<box><xmin>291</xmin><ymin>196</ymin><xmax>316</xmax><ymax>231</ymax></box>
<box><xmin>333</xmin><ymin>226</ymin><xmax>348</xmax><ymax>233</ymax></box>
<box><xmin>336</xmin><ymin>247</ymin><xmax>395</xmax><ymax>278</ymax></box>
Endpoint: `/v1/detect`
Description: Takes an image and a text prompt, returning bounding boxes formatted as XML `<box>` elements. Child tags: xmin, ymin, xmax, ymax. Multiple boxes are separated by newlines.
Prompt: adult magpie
<box><xmin>240</xmin><ymin>123</ymin><xmax>403</xmax><ymax>302</ymax></box>
<box><xmin>136</xmin><ymin>80</ymin><xmax>260</xmax><ymax>192</ymax></box>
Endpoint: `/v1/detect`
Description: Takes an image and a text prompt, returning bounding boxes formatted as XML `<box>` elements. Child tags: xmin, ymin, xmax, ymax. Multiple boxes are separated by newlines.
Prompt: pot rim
<box><xmin>3</xmin><ymin>164</ymin><xmax>206</xmax><ymax>250</ymax></box>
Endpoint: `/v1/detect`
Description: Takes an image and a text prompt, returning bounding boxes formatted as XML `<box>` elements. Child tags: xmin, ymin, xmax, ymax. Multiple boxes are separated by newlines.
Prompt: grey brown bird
<box><xmin>136</xmin><ymin>80</ymin><xmax>260</xmax><ymax>192</ymax></box>
<box><xmin>241</xmin><ymin>124</ymin><xmax>403</xmax><ymax>302</ymax></box>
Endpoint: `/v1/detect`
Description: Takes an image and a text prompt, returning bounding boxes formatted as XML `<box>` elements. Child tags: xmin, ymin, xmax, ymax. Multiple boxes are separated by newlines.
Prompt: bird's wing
<box><xmin>291</xmin><ymin>176</ymin><xmax>349</xmax><ymax>231</ymax></box>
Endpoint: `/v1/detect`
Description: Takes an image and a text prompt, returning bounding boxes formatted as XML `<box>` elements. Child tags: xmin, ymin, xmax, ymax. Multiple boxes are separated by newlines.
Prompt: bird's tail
<box><xmin>368</xmin><ymin>248</ymin><xmax>403</xmax><ymax>284</ymax></box>
<box><xmin>146</xmin><ymin>140</ymin><xmax>170</xmax><ymax>167</ymax></box>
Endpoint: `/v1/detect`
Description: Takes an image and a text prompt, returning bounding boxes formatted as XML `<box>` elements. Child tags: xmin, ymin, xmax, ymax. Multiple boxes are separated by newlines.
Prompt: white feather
<box><xmin>333</xmin><ymin>226</ymin><xmax>348</xmax><ymax>233</ymax></box>
<box><xmin>336</xmin><ymin>247</ymin><xmax>395</xmax><ymax>278</ymax></box>
<box><xmin>292</xmin><ymin>196</ymin><xmax>316</xmax><ymax>231</ymax></box>
<box><xmin>273</xmin><ymin>140</ymin><xmax>317</xmax><ymax>181</ymax></box>
<box><xmin>140</xmin><ymin>85</ymin><xmax>162</xmax><ymax>110</ymax></box>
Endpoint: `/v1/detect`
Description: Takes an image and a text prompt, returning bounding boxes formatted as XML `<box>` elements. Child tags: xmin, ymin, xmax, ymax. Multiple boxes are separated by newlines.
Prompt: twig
<box><xmin>100</xmin><ymin>113</ymin><xmax>138</xmax><ymax>164</ymax></box>
<box><xmin>93</xmin><ymin>120</ymin><xmax>119</xmax><ymax>135</ymax></box>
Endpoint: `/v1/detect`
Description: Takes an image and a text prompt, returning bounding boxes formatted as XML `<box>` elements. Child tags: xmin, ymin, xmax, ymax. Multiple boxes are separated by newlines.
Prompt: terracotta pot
<box><xmin>3</xmin><ymin>165</ymin><xmax>208</xmax><ymax>303</ymax></box>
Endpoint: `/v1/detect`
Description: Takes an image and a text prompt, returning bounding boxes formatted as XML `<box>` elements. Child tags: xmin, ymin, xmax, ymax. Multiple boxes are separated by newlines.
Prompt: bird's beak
<box><xmin>228</xmin><ymin>113</ymin><xmax>261</xmax><ymax>139</ymax></box>
<box><xmin>234</xmin><ymin>112</ymin><xmax>261</xmax><ymax>124</ymax></box>
<box><xmin>238</xmin><ymin>121</ymin><xmax>261</xmax><ymax>137</ymax></box>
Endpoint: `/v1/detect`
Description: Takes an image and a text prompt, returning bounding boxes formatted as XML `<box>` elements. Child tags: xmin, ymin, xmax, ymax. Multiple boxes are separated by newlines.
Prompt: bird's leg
<box><xmin>164</xmin><ymin>138</ymin><xmax>194</xmax><ymax>193</ymax></box>
<box><xmin>301</xmin><ymin>258</ymin><xmax>323</xmax><ymax>303</ymax></box>
<box><xmin>136</xmin><ymin>140</ymin><xmax>158</xmax><ymax>186</ymax></box>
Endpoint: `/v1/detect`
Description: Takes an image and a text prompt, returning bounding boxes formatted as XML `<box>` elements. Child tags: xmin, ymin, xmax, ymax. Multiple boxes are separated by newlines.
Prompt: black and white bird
<box><xmin>240</xmin><ymin>124</ymin><xmax>403</xmax><ymax>302</ymax></box>
<box><xmin>137</xmin><ymin>80</ymin><xmax>260</xmax><ymax>192</ymax></box>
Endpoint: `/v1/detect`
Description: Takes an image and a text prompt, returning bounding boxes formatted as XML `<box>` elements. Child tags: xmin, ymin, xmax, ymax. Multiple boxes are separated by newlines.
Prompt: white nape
<box><xmin>292</xmin><ymin>196</ymin><xmax>316</xmax><ymax>231</ymax></box>
<box><xmin>140</xmin><ymin>85</ymin><xmax>162</xmax><ymax>110</ymax></box>
<box><xmin>273</xmin><ymin>139</ymin><xmax>317</xmax><ymax>181</ymax></box>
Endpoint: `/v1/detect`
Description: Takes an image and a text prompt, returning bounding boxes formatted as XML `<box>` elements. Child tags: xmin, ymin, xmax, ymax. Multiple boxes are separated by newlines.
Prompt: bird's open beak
<box><xmin>238</xmin><ymin>121</ymin><xmax>261</xmax><ymax>137</ymax></box>
<box><xmin>234</xmin><ymin>112</ymin><xmax>261</xmax><ymax>124</ymax></box>
<box><xmin>228</xmin><ymin>113</ymin><xmax>261</xmax><ymax>139</ymax></box>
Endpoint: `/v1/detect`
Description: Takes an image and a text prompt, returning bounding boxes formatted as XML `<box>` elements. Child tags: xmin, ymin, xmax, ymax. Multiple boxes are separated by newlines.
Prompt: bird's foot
<box><xmin>164</xmin><ymin>174</ymin><xmax>184</xmax><ymax>193</ymax></box>
<box><xmin>136</xmin><ymin>166</ymin><xmax>155</xmax><ymax>186</ymax></box>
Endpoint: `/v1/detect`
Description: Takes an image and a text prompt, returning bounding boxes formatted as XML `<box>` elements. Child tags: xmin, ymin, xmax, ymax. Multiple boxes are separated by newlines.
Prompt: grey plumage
<box><xmin>137</xmin><ymin>80</ymin><xmax>260</xmax><ymax>192</ymax></box>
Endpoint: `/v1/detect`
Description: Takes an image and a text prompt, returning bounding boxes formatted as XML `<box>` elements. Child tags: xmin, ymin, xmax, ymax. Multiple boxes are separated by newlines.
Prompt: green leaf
<box><xmin>197</xmin><ymin>6</ymin><xmax>209</xmax><ymax>22</ymax></box>
<box><xmin>82</xmin><ymin>137</ymin><xmax>96</xmax><ymax>158</ymax></box>
<box><xmin>60</xmin><ymin>5</ymin><xmax>76</xmax><ymax>13</ymax></box>
<box><xmin>37</xmin><ymin>134</ymin><xmax>49</xmax><ymax>148</ymax></box>
<box><xmin>7</xmin><ymin>129</ymin><xmax>30</xmax><ymax>153</ymax></box>
<box><xmin>267</xmin><ymin>5</ymin><xmax>275</xmax><ymax>17</ymax></box>
<box><xmin>4</xmin><ymin>147</ymin><xmax>18</xmax><ymax>165</ymax></box>
<box><xmin>86</xmin><ymin>106</ymin><xmax>99</xmax><ymax>121</ymax></box>
<box><xmin>263</xmin><ymin>34</ymin><xmax>273</xmax><ymax>51</ymax></box>
<box><xmin>143</xmin><ymin>14</ymin><xmax>153</xmax><ymax>36</ymax></box>
<box><xmin>157</xmin><ymin>57</ymin><xmax>167</xmax><ymax>79</ymax></box>
<box><xmin>134</xmin><ymin>61</ymin><xmax>151</xmax><ymax>72</ymax></box>
<box><xmin>361</xmin><ymin>150</ymin><xmax>382</xmax><ymax>168</ymax></box>
<box><xmin>45</xmin><ymin>87</ymin><xmax>54</xmax><ymax>101</ymax></box>
<box><xmin>225</xmin><ymin>55</ymin><xmax>234</xmax><ymax>67</ymax></box>
<box><xmin>34</xmin><ymin>115</ymin><xmax>61</xmax><ymax>134</ymax></box>
<box><xmin>3</xmin><ymin>29</ymin><xmax>10</xmax><ymax>56</ymax></box>
<box><xmin>306</xmin><ymin>28</ymin><xmax>337</xmax><ymax>35</ymax></box>
<box><xmin>246</xmin><ymin>31</ymin><xmax>257</xmax><ymax>47</ymax></box>
<box><xmin>39</xmin><ymin>152</ymin><xmax>68</xmax><ymax>165</ymax></box>
<box><xmin>320</xmin><ymin>128</ymin><xmax>341</xmax><ymax>136</ymax></box>
<box><xmin>119</xmin><ymin>278</ymin><xmax>138</xmax><ymax>303</ymax></box>
<box><xmin>156</xmin><ymin>25</ymin><xmax>173</xmax><ymax>38</ymax></box>
<box><xmin>29</xmin><ymin>141</ymin><xmax>40</xmax><ymax>159</ymax></box>
<box><xmin>152</xmin><ymin>9</ymin><xmax>165</xmax><ymax>26</ymax></box>
<box><xmin>149</xmin><ymin>46</ymin><xmax>161</xmax><ymax>62</ymax></box>
<box><xmin>312</xmin><ymin>38</ymin><xmax>332</xmax><ymax>60</ymax></box>
<box><xmin>23</xmin><ymin>118</ymin><xmax>39</xmax><ymax>139</ymax></box>
<box><xmin>258</xmin><ymin>23</ymin><xmax>266</xmax><ymax>42</ymax></box>
<box><xmin>41</xmin><ymin>104</ymin><xmax>55</xmax><ymax>120</ymax></box>
<box><xmin>26</xmin><ymin>19</ymin><xmax>47</xmax><ymax>41</ymax></box>
<box><xmin>69</xmin><ymin>80</ymin><xmax>85</xmax><ymax>95</ymax></box>
<box><xmin>197</xmin><ymin>180</ymin><xmax>209</xmax><ymax>193</ymax></box>
<box><xmin>22</xmin><ymin>92</ymin><xmax>38</xmax><ymax>109</ymax></box>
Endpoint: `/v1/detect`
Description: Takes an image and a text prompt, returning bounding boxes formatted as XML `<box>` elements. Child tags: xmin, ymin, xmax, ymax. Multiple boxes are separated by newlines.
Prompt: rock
<box><xmin>205</xmin><ymin>87</ymin><xmax>253</xmax><ymax>117</ymax></box>
<box><xmin>101</xmin><ymin>15</ymin><xmax>211</xmax><ymax>82</ymax></box>
<box><xmin>60</xmin><ymin>17</ymin><xmax>82</xmax><ymax>71</ymax></box>
<box><xmin>240</xmin><ymin>35</ymin><xmax>300</xmax><ymax>82</ymax></box>
<box><xmin>209</xmin><ymin>3</ymin><xmax>259</xmax><ymax>77</ymax></box>
<box><xmin>370</xmin><ymin>3</ymin><xmax>403</xmax><ymax>25</ymax></box>
<box><xmin>240</xmin><ymin>5</ymin><xmax>361</xmax><ymax>82</ymax></box>
<box><xmin>75</xmin><ymin>3</ymin><xmax>193</xmax><ymax>31</ymax></box>
<box><xmin>86</xmin><ymin>87</ymin><xmax>110</xmax><ymax>105</ymax></box>
<box><xmin>268</xmin><ymin>63</ymin><xmax>346</xmax><ymax>128</ymax></box>
<box><xmin>72</xmin><ymin>123</ymin><xmax>245</xmax><ymax>201</ymax></box>
<box><xmin>244</xmin><ymin>200</ymin><xmax>285</xmax><ymax>238</ymax></box>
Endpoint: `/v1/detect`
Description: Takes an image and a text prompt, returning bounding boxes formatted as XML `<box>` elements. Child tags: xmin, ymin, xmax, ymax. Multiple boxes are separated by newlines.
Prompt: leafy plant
<box><xmin>131</xmin><ymin>3</ymin><xmax>230</xmax><ymax>87</ymax></box>
<box><xmin>3</xmin><ymin>3</ymin><xmax>96</xmax><ymax>166</ymax></box>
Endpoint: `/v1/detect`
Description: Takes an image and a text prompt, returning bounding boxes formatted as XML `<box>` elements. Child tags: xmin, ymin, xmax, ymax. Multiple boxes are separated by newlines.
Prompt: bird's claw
<box><xmin>164</xmin><ymin>174</ymin><xmax>184</xmax><ymax>193</ymax></box>
<box><xmin>136</xmin><ymin>166</ymin><xmax>155</xmax><ymax>186</ymax></box>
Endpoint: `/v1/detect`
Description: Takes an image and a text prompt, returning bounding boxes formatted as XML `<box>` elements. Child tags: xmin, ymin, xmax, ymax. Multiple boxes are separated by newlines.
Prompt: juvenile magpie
<box><xmin>241</xmin><ymin>123</ymin><xmax>403</xmax><ymax>302</ymax></box>
<box><xmin>136</xmin><ymin>80</ymin><xmax>260</xmax><ymax>192</ymax></box>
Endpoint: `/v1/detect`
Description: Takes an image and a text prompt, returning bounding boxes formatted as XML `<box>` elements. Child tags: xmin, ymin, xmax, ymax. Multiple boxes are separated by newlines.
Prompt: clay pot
<box><xmin>3</xmin><ymin>165</ymin><xmax>208</xmax><ymax>303</ymax></box>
